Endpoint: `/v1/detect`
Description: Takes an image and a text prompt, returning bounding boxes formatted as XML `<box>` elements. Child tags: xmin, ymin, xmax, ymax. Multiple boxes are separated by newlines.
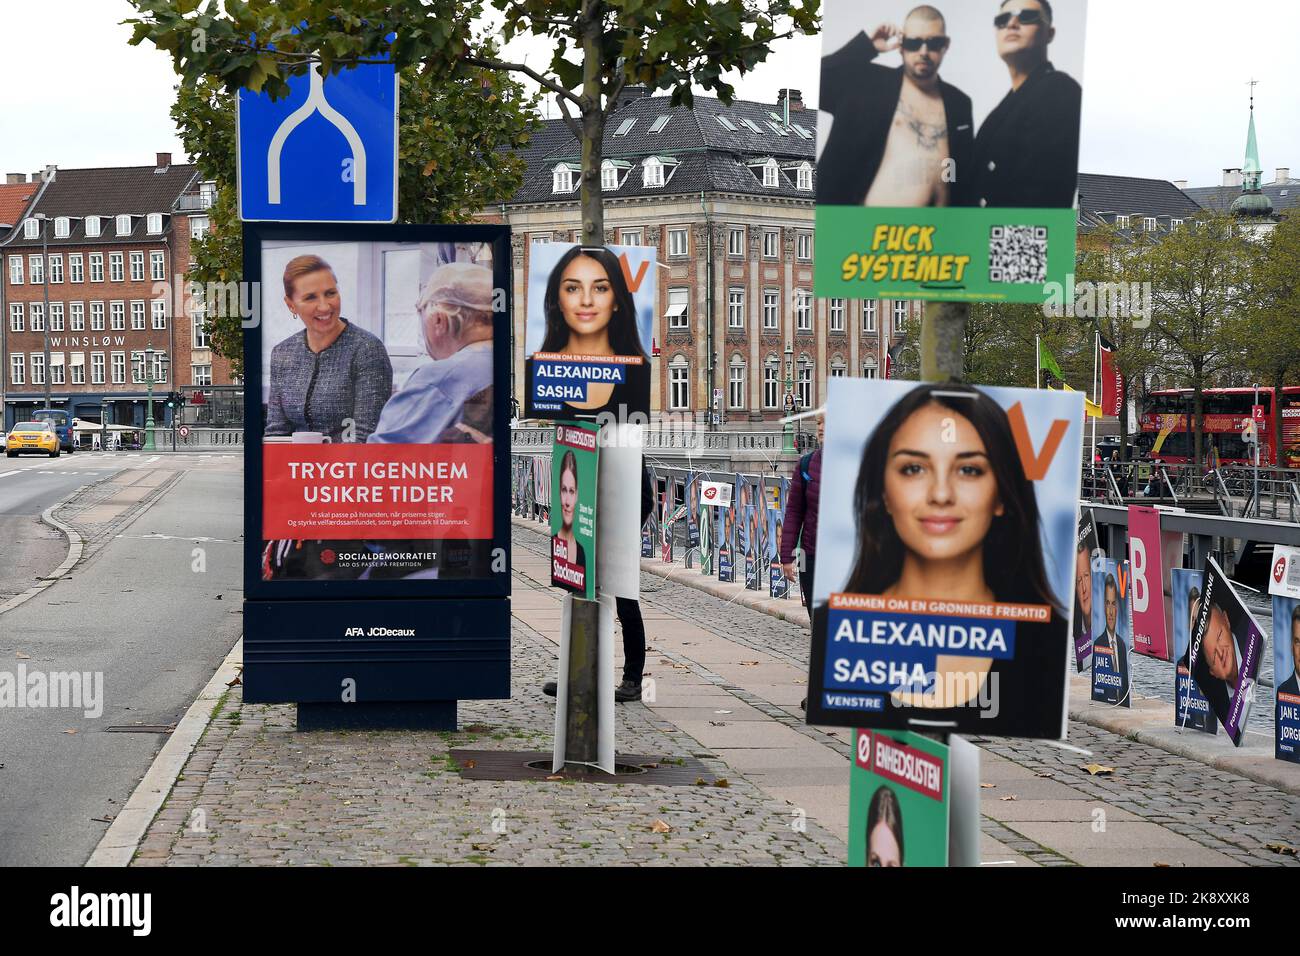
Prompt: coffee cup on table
<box><xmin>290</xmin><ymin>431</ymin><xmax>331</xmax><ymax>444</ymax></box>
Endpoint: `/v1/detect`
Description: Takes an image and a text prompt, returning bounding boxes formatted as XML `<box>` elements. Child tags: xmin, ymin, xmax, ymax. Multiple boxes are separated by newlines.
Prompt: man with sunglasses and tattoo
<box><xmin>818</xmin><ymin>6</ymin><xmax>975</xmax><ymax>207</ymax></box>
<box><xmin>974</xmin><ymin>0</ymin><xmax>1082</xmax><ymax>208</ymax></box>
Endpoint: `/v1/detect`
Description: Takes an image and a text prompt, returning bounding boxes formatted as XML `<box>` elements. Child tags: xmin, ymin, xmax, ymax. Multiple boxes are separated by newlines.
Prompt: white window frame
<box><xmin>54</xmin><ymin>216</ymin><xmax>70</xmax><ymax>238</ymax></box>
<box><xmin>1171</xmin><ymin>218</ymin><xmax>1184</xmax><ymax>229</ymax></box>
<box><xmin>89</xmin><ymin>253</ymin><xmax>104</xmax><ymax>282</ymax></box>
<box><xmin>192</xmin><ymin>308</ymin><xmax>210</xmax><ymax>349</ymax></box>
<box><xmin>797</xmin><ymin>363</ymin><xmax>812</xmax><ymax>409</ymax></box>
<box><xmin>669</xmin><ymin>358</ymin><xmax>690</xmax><ymax>410</ymax></box>
<box><xmin>115</xmin><ymin>214</ymin><xmax>132</xmax><ymax>236</ymax></box>
<box><xmin>50</xmin><ymin>302</ymin><xmax>64</xmax><ymax>331</ymax></box>
<box><xmin>50</xmin><ymin>353</ymin><xmax>66</xmax><ymax>385</ymax></box>
<box><xmin>762</xmin><ymin>229</ymin><xmax>779</xmax><ymax>259</ymax></box>
<box><xmin>795</xmin><ymin>290</ymin><xmax>812</xmax><ymax>331</ymax></box>
<box><xmin>643</xmin><ymin>158</ymin><xmax>665</xmax><ymax>189</ymax></box>
<box><xmin>85</xmin><ymin>216</ymin><xmax>101</xmax><ymax>238</ymax></box>
<box><xmin>109</xmin><ymin>252</ymin><xmax>124</xmax><ymax>282</ymax></box>
<box><xmin>189</xmin><ymin>216</ymin><xmax>209</xmax><ymax>241</ymax></box>
<box><xmin>796</xmin><ymin>233</ymin><xmax>812</xmax><ymax>261</ymax></box>
<box><xmin>147</xmin><ymin>213</ymin><xmax>163</xmax><ymax>234</ymax></box>
<box><xmin>8</xmin><ymin>255</ymin><xmax>23</xmax><ymax>284</ymax></box>
<box><xmin>110</xmin><ymin>301</ymin><xmax>125</xmax><ymax>330</ymax></box>
<box><xmin>30</xmin><ymin>352</ymin><xmax>45</xmax><ymax>385</ymax></box>
<box><xmin>762</xmin><ymin>289</ymin><xmax>779</xmax><ymax>330</ymax></box>
<box><xmin>893</xmin><ymin>300</ymin><xmax>909</xmax><ymax>331</ymax></box>
<box><xmin>29</xmin><ymin>302</ymin><xmax>44</xmax><ymax>332</ymax></box>
<box><xmin>48</xmin><ymin>253</ymin><xmax>63</xmax><ymax>283</ymax></box>
<box><xmin>69</xmin><ymin>253</ymin><xmax>83</xmax><ymax>283</ymax></box>
<box><xmin>863</xmin><ymin>361</ymin><xmax>879</xmax><ymax>380</ymax></box>
<box><xmin>619</xmin><ymin>229</ymin><xmax>642</xmax><ymax>246</ymax></box>
<box><xmin>667</xmin><ymin>227</ymin><xmax>689</xmax><ymax>258</ymax></box>
<box><xmin>152</xmin><ymin>352</ymin><xmax>169</xmax><ymax>384</ymax></box>
<box><xmin>70</xmin><ymin>301</ymin><xmax>85</xmax><ymax>330</ymax></box>
<box><xmin>830</xmin><ymin>361</ymin><xmax>847</xmax><ymax>379</ymax></box>
<box><xmin>131</xmin><ymin>350</ymin><xmax>146</xmax><ymax>384</ymax></box>
<box><xmin>666</xmin><ymin>287</ymin><xmax>690</xmax><ymax>329</ymax></box>
<box><xmin>1144</xmin><ymin>217</ymin><xmax>1157</xmax><ymax>232</ymax></box>
<box><xmin>91</xmin><ymin>352</ymin><xmax>106</xmax><ymax>385</ymax></box>
<box><xmin>728</xmin><ymin>361</ymin><xmax>746</xmax><ymax>410</ymax></box>
<box><xmin>192</xmin><ymin>364</ymin><xmax>213</xmax><ymax>387</ymax></box>
<box><xmin>111</xmin><ymin>351</ymin><xmax>126</xmax><ymax>385</ymax></box>
<box><xmin>727</xmin><ymin>288</ymin><xmax>745</xmax><ymax>330</ymax></box>
<box><xmin>727</xmin><ymin>227</ymin><xmax>745</xmax><ymax>257</ymax></box>
<box><xmin>552</xmin><ymin>165</ymin><xmax>575</xmax><ymax>194</ymax></box>
<box><xmin>763</xmin><ymin>362</ymin><xmax>780</xmax><ymax>409</ymax></box>
<box><xmin>130</xmin><ymin>251</ymin><xmax>145</xmax><ymax>282</ymax></box>
<box><xmin>762</xmin><ymin>160</ymin><xmax>779</xmax><ymax>187</ymax></box>
<box><xmin>796</xmin><ymin>163</ymin><xmax>813</xmax><ymax>191</ymax></box>
<box><xmin>23</xmin><ymin>218</ymin><xmax>39</xmax><ymax>239</ymax></box>
<box><xmin>90</xmin><ymin>301</ymin><xmax>105</xmax><ymax>330</ymax></box>
<box><xmin>150</xmin><ymin>250</ymin><xmax>166</xmax><ymax>281</ymax></box>
<box><xmin>830</xmin><ymin>298</ymin><xmax>846</xmax><ymax>332</ymax></box>
<box><xmin>151</xmin><ymin>298</ymin><xmax>168</xmax><ymax>329</ymax></box>
<box><xmin>600</xmin><ymin>162</ymin><xmax>620</xmax><ymax>191</ymax></box>
<box><xmin>29</xmin><ymin>254</ymin><xmax>43</xmax><ymax>284</ymax></box>
<box><xmin>9</xmin><ymin>302</ymin><xmax>23</xmax><ymax>332</ymax></box>
<box><xmin>10</xmin><ymin>353</ymin><xmax>24</xmax><ymax>385</ymax></box>
<box><xmin>70</xmin><ymin>352</ymin><xmax>86</xmax><ymax>385</ymax></box>
<box><xmin>129</xmin><ymin>300</ymin><xmax>145</xmax><ymax>330</ymax></box>
<box><xmin>1115</xmin><ymin>215</ymin><xmax>1130</xmax><ymax>229</ymax></box>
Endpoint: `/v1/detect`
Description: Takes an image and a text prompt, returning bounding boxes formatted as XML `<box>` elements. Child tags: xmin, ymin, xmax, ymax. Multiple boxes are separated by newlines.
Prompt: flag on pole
<box><xmin>1039</xmin><ymin>341</ymin><xmax>1065</xmax><ymax>384</ymax></box>
<box><xmin>1098</xmin><ymin>334</ymin><xmax>1123</xmax><ymax>416</ymax></box>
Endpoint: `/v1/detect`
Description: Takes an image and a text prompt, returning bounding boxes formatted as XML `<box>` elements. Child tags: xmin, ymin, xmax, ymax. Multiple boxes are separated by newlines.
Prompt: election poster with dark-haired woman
<box><xmin>524</xmin><ymin>243</ymin><xmax>656</xmax><ymax>422</ymax></box>
<box><xmin>850</xmin><ymin>730</ymin><xmax>949</xmax><ymax>867</ymax></box>
<box><xmin>1172</xmin><ymin>568</ymin><xmax>1217</xmax><ymax>735</ymax></box>
<box><xmin>550</xmin><ymin>423</ymin><xmax>599</xmax><ymax>600</ymax></box>
<box><xmin>806</xmin><ymin>378</ymin><xmax>1083</xmax><ymax>738</ymax></box>
<box><xmin>1189</xmin><ymin>558</ymin><xmax>1264</xmax><ymax>747</ymax></box>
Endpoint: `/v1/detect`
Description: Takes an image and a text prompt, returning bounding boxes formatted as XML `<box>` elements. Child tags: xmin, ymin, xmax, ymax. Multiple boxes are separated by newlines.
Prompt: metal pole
<box><xmin>1253</xmin><ymin>382</ymin><xmax>1260</xmax><ymax>518</ymax></box>
<box><xmin>41</xmin><ymin>219</ymin><xmax>51</xmax><ymax>410</ymax></box>
<box><xmin>143</xmin><ymin>343</ymin><xmax>156</xmax><ymax>451</ymax></box>
<box><xmin>564</xmin><ymin>596</ymin><xmax>601</xmax><ymax>769</ymax></box>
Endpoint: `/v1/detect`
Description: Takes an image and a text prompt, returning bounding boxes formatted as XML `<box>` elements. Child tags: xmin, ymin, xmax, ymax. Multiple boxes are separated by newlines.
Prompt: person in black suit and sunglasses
<box><xmin>974</xmin><ymin>0</ymin><xmax>1082</xmax><ymax>209</ymax></box>
<box><xmin>818</xmin><ymin>6</ymin><xmax>975</xmax><ymax>208</ymax></box>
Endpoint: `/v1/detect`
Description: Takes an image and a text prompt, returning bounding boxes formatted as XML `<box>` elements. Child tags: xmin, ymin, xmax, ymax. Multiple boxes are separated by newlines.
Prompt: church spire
<box><xmin>1231</xmin><ymin>80</ymin><xmax>1273</xmax><ymax>218</ymax></box>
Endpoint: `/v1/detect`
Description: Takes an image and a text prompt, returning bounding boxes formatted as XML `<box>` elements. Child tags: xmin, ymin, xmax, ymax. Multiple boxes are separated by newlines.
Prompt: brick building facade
<box><xmin>0</xmin><ymin>155</ymin><xmax>236</xmax><ymax>431</ymax></box>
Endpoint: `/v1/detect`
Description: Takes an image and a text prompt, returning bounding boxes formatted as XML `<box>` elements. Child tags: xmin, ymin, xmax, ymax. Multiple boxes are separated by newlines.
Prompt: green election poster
<box><xmin>849</xmin><ymin>730</ymin><xmax>949</xmax><ymax>867</ymax></box>
<box><xmin>551</xmin><ymin>422</ymin><xmax>599</xmax><ymax>600</ymax></box>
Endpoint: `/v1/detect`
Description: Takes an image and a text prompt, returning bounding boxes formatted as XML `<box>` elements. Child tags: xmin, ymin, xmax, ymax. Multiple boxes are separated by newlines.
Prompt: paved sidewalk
<box><xmin>122</xmin><ymin>520</ymin><xmax>1300</xmax><ymax>866</ymax></box>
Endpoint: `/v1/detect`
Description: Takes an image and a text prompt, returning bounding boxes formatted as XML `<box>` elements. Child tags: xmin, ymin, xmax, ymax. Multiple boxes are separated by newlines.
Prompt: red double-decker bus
<box><xmin>1139</xmin><ymin>387</ymin><xmax>1300</xmax><ymax>467</ymax></box>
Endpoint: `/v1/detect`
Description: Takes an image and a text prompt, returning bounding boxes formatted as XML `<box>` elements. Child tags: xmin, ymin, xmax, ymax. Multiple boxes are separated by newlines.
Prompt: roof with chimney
<box><xmin>2</xmin><ymin>160</ymin><xmax>198</xmax><ymax>248</ymax></box>
<box><xmin>509</xmin><ymin>87</ymin><xmax>818</xmax><ymax>205</ymax></box>
<box><xmin>1076</xmin><ymin>173</ymin><xmax>1204</xmax><ymax>231</ymax></box>
<box><xmin>1185</xmin><ymin>180</ymin><xmax>1297</xmax><ymax>214</ymax></box>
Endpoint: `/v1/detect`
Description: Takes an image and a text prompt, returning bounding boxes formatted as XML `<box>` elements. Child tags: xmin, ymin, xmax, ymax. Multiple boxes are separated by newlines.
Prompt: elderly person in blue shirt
<box><xmin>368</xmin><ymin>261</ymin><xmax>495</xmax><ymax>445</ymax></box>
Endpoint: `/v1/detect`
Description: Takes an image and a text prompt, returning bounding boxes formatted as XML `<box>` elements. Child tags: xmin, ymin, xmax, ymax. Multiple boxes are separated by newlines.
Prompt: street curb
<box><xmin>511</xmin><ymin>516</ymin><xmax>1300</xmax><ymax>798</ymax></box>
<box><xmin>85</xmin><ymin>637</ymin><xmax>244</xmax><ymax>867</ymax></box>
<box><xmin>0</xmin><ymin>486</ymin><xmax>87</xmax><ymax>617</ymax></box>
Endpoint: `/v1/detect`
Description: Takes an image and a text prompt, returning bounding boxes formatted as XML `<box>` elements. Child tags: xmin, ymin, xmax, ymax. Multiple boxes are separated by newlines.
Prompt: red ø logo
<box><xmin>321</xmin><ymin>549</ymin><xmax>337</xmax><ymax>565</ymax></box>
<box><xmin>1275</xmin><ymin>555</ymin><xmax>1287</xmax><ymax>584</ymax></box>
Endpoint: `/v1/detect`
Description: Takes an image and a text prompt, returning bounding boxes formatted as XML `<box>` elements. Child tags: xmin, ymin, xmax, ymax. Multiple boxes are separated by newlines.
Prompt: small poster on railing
<box><xmin>1073</xmin><ymin>508</ymin><xmax>1102</xmax><ymax>671</ymax></box>
<box><xmin>1172</xmin><ymin>568</ymin><xmax>1217</xmax><ymax>735</ymax></box>
<box><xmin>1189</xmin><ymin>557</ymin><xmax>1264</xmax><ymax>747</ymax></box>
<box><xmin>1090</xmin><ymin>558</ymin><xmax>1133</xmax><ymax>707</ymax></box>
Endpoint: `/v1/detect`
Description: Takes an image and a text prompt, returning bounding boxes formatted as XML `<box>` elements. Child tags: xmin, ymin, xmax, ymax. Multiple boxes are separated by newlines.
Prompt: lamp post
<box><xmin>782</xmin><ymin>344</ymin><xmax>794</xmax><ymax>454</ymax></box>
<box><xmin>34</xmin><ymin>213</ymin><xmax>52</xmax><ymax>410</ymax></box>
<box><xmin>142</xmin><ymin>343</ymin><xmax>157</xmax><ymax>451</ymax></box>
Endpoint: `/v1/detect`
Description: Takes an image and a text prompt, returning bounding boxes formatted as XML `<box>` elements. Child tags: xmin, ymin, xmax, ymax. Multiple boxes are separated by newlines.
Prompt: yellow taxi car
<box><xmin>5</xmin><ymin>421</ymin><xmax>61</xmax><ymax>458</ymax></box>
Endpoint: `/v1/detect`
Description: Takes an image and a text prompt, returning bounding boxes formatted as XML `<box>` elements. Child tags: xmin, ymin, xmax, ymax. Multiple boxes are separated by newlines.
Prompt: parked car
<box><xmin>6</xmin><ymin>421</ymin><xmax>60</xmax><ymax>458</ymax></box>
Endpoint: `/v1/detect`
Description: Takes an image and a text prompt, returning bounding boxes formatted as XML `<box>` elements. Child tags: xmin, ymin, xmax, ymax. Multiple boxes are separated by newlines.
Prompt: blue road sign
<box><xmin>237</xmin><ymin>61</ymin><xmax>398</xmax><ymax>223</ymax></box>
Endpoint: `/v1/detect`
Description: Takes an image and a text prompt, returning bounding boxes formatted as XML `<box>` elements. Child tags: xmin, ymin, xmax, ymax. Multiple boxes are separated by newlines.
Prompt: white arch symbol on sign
<box><xmin>266</xmin><ymin>63</ymin><xmax>367</xmax><ymax>206</ymax></box>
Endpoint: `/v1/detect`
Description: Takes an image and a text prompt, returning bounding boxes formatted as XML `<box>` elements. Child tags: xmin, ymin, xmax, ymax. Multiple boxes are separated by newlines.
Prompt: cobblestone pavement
<box><xmin>131</xmin><ymin>606</ymin><xmax>844</xmax><ymax>866</ymax></box>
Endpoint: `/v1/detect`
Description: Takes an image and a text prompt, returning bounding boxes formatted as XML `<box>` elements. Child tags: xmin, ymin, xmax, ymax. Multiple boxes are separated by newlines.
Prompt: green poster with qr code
<box><xmin>814</xmin><ymin>0</ymin><xmax>1087</xmax><ymax>304</ymax></box>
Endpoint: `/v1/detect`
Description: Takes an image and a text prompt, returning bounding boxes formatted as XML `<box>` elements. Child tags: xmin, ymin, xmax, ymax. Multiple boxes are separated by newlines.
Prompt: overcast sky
<box><xmin>0</xmin><ymin>0</ymin><xmax>1294</xmax><ymax>187</ymax></box>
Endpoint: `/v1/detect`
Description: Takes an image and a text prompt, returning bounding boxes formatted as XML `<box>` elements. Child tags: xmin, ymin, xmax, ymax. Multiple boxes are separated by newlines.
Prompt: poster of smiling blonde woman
<box><xmin>806</xmin><ymin>378</ymin><xmax>1082</xmax><ymax>737</ymax></box>
<box><xmin>524</xmin><ymin>243</ymin><xmax>656</xmax><ymax>422</ymax></box>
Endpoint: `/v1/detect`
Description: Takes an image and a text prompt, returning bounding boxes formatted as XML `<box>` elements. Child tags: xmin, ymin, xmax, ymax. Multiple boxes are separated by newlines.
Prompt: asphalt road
<box><xmin>0</xmin><ymin>453</ymin><xmax>243</xmax><ymax>866</ymax></box>
<box><xmin>0</xmin><ymin>453</ymin><xmax>119</xmax><ymax>604</ymax></box>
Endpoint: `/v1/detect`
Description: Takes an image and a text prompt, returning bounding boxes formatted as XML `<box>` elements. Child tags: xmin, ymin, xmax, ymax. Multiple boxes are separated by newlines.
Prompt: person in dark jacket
<box><xmin>817</xmin><ymin>9</ymin><xmax>975</xmax><ymax>208</ymax></box>
<box><xmin>781</xmin><ymin>417</ymin><xmax>823</xmax><ymax>711</ymax></box>
<box><xmin>973</xmin><ymin>0</ymin><xmax>1082</xmax><ymax>209</ymax></box>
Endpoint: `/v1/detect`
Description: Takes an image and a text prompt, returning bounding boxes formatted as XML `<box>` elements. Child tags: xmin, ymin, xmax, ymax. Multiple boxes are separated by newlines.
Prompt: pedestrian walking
<box><xmin>780</xmin><ymin>416</ymin><xmax>823</xmax><ymax>712</ymax></box>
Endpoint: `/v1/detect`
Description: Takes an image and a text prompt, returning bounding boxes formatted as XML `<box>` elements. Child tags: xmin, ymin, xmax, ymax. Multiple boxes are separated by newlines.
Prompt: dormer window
<box><xmin>147</xmin><ymin>213</ymin><xmax>163</xmax><ymax>234</ymax></box>
<box><xmin>552</xmin><ymin>164</ymin><xmax>577</xmax><ymax>194</ymax></box>
<box><xmin>795</xmin><ymin>163</ymin><xmax>812</xmax><ymax>191</ymax></box>
<box><xmin>763</xmin><ymin>160</ymin><xmax>779</xmax><ymax>187</ymax></box>
<box><xmin>1115</xmin><ymin>215</ymin><xmax>1130</xmax><ymax>229</ymax></box>
<box><xmin>601</xmin><ymin>160</ymin><xmax>631</xmax><ymax>192</ymax></box>
<box><xmin>115</xmin><ymin>214</ymin><xmax>132</xmax><ymax>236</ymax></box>
<box><xmin>54</xmin><ymin>217</ymin><xmax>70</xmax><ymax>238</ymax></box>
<box><xmin>643</xmin><ymin>158</ymin><xmax>665</xmax><ymax>189</ymax></box>
<box><xmin>85</xmin><ymin>216</ymin><xmax>101</xmax><ymax>237</ymax></box>
<box><xmin>1143</xmin><ymin>217</ymin><xmax>1157</xmax><ymax>232</ymax></box>
<box><xmin>23</xmin><ymin>218</ymin><xmax>39</xmax><ymax>239</ymax></box>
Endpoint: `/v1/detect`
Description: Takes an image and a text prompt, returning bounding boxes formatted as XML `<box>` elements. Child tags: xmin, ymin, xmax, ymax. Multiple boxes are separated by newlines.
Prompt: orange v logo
<box><xmin>1007</xmin><ymin>402</ymin><xmax>1070</xmax><ymax>482</ymax></box>
<box><xmin>1117</xmin><ymin>563</ymin><xmax>1129</xmax><ymax>598</ymax></box>
<box><xmin>619</xmin><ymin>253</ymin><xmax>649</xmax><ymax>293</ymax></box>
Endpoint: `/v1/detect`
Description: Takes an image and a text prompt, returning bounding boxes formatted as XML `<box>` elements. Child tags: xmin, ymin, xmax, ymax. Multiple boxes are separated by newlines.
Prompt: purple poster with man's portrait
<box><xmin>1188</xmin><ymin>557</ymin><xmax>1265</xmax><ymax>747</ymax></box>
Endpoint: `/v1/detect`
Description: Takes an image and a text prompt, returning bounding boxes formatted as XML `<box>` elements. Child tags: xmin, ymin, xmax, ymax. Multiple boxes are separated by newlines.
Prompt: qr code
<box><xmin>989</xmin><ymin>225</ymin><xmax>1048</xmax><ymax>284</ymax></box>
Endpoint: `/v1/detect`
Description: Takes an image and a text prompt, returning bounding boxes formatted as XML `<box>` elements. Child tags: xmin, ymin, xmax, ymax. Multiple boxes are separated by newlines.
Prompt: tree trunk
<box><xmin>579</xmin><ymin>15</ymin><xmax>606</xmax><ymax>247</ymax></box>
<box><xmin>920</xmin><ymin>302</ymin><xmax>967</xmax><ymax>382</ymax></box>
